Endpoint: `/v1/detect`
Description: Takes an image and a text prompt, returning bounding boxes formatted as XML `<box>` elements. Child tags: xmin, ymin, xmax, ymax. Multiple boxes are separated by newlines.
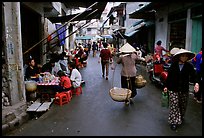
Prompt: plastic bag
<box><xmin>161</xmin><ymin>91</ymin><xmax>169</xmax><ymax>108</ymax></box>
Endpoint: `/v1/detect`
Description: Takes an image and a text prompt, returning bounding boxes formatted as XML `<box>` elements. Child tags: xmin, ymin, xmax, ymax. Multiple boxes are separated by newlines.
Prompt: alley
<box><xmin>5</xmin><ymin>52</ymin><xmax>202</xmax><ymax>136</ymax></box>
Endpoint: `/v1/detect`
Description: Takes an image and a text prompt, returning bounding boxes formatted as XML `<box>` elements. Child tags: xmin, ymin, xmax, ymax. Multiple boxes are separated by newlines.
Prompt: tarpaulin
<box><xmin>55</xmin><ymin>24</ymin><xmax>66</xmax><ymax>46</ymax></box>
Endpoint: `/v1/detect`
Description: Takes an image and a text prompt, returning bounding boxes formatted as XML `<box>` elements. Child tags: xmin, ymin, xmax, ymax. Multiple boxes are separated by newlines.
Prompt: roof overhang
<box><xmin>129</xmin><ymin>2</ymin><xmax>168</xmax><ymax>19</ymax></box>
<box><xmin>107</xmin><ymin>3</ymin><xmax>126</xmax><ymax>17</ymax></box>
<box><xmin>124</xmin><ymin>20</ymin><xmax>145</xmax><ymax>37</ymax></box>
<box><xmin>47</xmin><ymin>2</ymin><xmax>107</xmax><ymax>23</ymax></box>
<box><xmin>22</xmin><ymin>2</ymin><xmax>61</xmax><ymax>17</ymax></box>
<box><xmin>63</xmin><ymin>2</ymin><xmax>95</xmax><ymax>9</ymax></box>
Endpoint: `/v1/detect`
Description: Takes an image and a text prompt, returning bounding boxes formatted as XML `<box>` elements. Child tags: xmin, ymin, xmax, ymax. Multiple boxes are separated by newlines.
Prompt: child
<box><xmin>54</xmin><ymin>70</ymin><xmax>72</xmax><ymax>92</ymax></box>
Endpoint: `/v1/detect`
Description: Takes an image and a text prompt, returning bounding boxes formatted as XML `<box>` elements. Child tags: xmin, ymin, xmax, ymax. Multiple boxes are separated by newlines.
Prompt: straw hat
<box><xmin>173</xmin><ymin>48</ymin><xmax>195</xmax><ymax>61</ymax></box>
<box><xmin>170</xmin><ymin>47</ymin><xmax>180</xmax><ymax>55</ymax></box>
<box><xmin>119</xmin><ymin>43</ymin><xmax>136</xmax><ymax>53</ymax></box>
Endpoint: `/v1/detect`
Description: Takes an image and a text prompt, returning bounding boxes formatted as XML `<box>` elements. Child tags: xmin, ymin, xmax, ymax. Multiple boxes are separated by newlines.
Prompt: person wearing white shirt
<box><xmin>68</xmin><ymin>62</ymin><xmax>82</xmax><ymax>88</ymax></box>
<box><xmin>51</xmin><ymin>61</ymin><xmax>62</xmax><ymax>76</ymax></box>
<box><xmin>58</xmin><ymin>52</ymin><xmax>69</xmax><ymax>74</ymax></box>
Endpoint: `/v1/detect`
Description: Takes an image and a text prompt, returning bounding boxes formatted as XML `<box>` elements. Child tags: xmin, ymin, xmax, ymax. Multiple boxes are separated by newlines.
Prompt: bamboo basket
<box><xmin>109</xmin><ymin>64</ymin><xmax>132</xmax><ymax>102</ymax></box>
<box><xmin>109</xmin><ymin>87</ymin><xmax>132</xmax><ymax>102</ymax></box>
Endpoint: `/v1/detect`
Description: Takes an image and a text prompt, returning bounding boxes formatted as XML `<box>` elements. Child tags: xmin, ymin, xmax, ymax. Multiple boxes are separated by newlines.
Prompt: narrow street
<box><xmin>5</xmin><ymin>52</ymin><xmax>202</xmax><ymax>136</ymax></box>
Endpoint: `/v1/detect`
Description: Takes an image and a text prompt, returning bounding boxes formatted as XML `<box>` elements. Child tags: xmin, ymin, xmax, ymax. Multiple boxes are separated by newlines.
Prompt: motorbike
<box><xmin>146</xmin><ymin>53</ymin><xmax>171</xmax><ymax>87</ymax></box>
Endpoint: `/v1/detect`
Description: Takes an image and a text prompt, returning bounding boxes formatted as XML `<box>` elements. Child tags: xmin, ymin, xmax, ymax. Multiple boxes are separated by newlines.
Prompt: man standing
<box><xmin>92</xmin><ymin>41</ymin><xmax>98</xmax><ymax>57</ymax></box>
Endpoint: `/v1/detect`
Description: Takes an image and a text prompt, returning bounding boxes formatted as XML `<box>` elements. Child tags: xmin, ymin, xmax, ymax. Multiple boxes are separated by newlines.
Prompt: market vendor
<box><xmin>25</xmin><ymin>58</ymin><xmax>40</xmax><ymax>81</ymax></box>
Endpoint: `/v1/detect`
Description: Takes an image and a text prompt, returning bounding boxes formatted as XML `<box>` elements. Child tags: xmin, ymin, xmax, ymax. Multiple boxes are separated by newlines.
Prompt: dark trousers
<box><xmin>121</xmin><ymin>76</ymin><xmax>137</xmax><ymax>98</ymax></box>
<box><xmin>53</xmin><ymin>85</ymin><xmax>72</xmax><ymax>92</ymax></box>
<box><xmin>101</xmin><ymin>60</ymin><xmax>109</xmax><ymax>77</ymax></box>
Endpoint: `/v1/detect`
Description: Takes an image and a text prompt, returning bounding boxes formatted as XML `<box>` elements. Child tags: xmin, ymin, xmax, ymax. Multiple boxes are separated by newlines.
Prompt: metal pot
<box><xmin>25</xmin><ymin>81</ymin><xmax>37</xmax><ymax>92</ymax></box>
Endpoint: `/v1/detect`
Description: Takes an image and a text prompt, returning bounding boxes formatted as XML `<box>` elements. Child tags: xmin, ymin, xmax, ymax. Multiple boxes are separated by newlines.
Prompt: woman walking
<box><xmin>163</xmin><ymin>48</ymin><xmax>199</xmax><ymax>131</ymax></box>
<box><xmin>113</xmin><ymin>43</ymin><xmax>143</xmax><ymax>105</ymax></box>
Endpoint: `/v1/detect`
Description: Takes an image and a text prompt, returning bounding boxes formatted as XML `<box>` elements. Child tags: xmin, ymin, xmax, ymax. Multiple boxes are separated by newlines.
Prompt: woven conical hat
<box><xmin>173</xmin><ymin>48</ymin><xmax>195</xmax><ymax>61</ymax></box>
<box><xmin>119</xmin><ymin>43</ymin><xmax>136</xmax><ymax>53</ymax></box>
<box><xmin>170</xmin><ymin>47</ymin><xmax>180</xmax><ymax>55</ymax></box>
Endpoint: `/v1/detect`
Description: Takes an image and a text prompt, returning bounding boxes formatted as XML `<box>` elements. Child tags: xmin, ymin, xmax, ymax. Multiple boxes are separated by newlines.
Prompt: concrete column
<box><xmin>185</xmin><ymin>8</ymin><xmax>192</xmax><ymax>50</ymax></box>
<box><xmin>4</xmin><ymin>2</ymin><xmax>26</xmax><ymax>105</ymax></box>
<box><xmin>41</xmin><ymin>17</ymin><xmax>47</xmax><ymax>65</ymax></box>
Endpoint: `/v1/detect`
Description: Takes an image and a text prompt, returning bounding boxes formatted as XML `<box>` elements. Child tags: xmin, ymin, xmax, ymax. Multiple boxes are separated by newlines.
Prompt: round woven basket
<box><xmin>109</xmin><ymin>87</ymin><xmax>132</xmax><ymax>102</ymax></box>
<box><xmin>135</xmin><ymin>80</ymin><xmax>147</xmax><ymax>88</ymax></box>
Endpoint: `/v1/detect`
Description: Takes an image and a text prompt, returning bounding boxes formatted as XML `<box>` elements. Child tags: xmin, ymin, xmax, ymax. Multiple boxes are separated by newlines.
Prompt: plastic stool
<box><xmin>72</xmin><ymin>86</ymin><xmax>82</xmax><ymax>96</ymax></box>
<box><xmin>62</xmin><ymin>90</ymin><xmax>72</xmax><ymax>102</ymax></box>
<box><xmin>54</xmin><ymin>92</ymin><xmax>68</xmax><ymax>106</ymax></box>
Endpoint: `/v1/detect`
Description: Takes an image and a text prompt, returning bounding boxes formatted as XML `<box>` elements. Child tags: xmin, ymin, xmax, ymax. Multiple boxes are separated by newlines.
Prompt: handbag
<box><xmin>161</xmin><ymin>91</ymin><xmax>169</xmax><ymax>108</ymax></box>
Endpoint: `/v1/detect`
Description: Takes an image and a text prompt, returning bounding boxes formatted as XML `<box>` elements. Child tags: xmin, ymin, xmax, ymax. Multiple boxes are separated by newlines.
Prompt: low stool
<box><xmin>72</xmin><ymin>86</ymin><xmax>82</xmax><ymax>96</ymax></box>
<box><xmin>54</xmin><ymin>92</ymin><xmax>68</xmax><ymax>106</ymax></box>
<box><xmin>62</xmin><ymin>90</ymin><xmax>72</xmax><ymax>102</ymax></box>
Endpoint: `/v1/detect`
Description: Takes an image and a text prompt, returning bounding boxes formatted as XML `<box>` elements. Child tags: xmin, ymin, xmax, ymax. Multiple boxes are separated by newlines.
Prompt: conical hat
<box><xmin>173</xmin><ymin>48</ymin><xmax>195</xmax><ymax>61</ymax></box>
<box><xmin>170</xmin><ymin>47</ymin><xmax>180</xmax><ymax>55</ymax></box>
<box><xmin>119</xmin><ymin>43</ymin><xmax>136</xmax><ymax>53</ymax></box>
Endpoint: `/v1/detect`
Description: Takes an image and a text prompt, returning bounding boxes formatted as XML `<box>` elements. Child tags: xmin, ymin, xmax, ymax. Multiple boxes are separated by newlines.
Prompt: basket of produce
<box><xmin>135</xmin><ymin>75</ymin><xmax>147</xmax><ymax>88</ymax></box>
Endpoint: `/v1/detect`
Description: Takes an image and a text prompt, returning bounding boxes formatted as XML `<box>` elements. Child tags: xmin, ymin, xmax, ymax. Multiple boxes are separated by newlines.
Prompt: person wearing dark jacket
<box><xmin>163</xmin><ymin>48</ymin><xmax>199</xmax><ymax>131</ymax></box>
<box><xmin>25</xmin><ymin>58</ymin><xmax>40</xmax><ymax>81</ymax></box>
<box><xmin>92</xmin><ymin>41</ymin><xmax>98</xmax><ymax>57</ymax></box>
<box><xmin>41</xmin><ymin>58</ymin><xmax>55</xmax><ymax>73</ymax></box>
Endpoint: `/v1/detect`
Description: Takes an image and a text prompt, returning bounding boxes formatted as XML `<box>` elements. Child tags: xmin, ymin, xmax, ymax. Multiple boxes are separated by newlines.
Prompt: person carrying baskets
<box><xmin>111</xmin><ymin>43</ymin><xmax>145</xmax><ymax>105</ymax></box>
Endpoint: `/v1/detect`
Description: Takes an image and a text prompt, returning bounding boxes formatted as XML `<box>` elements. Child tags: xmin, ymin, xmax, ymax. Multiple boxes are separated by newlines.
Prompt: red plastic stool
<box><xmin>54</xmin><ymin>92</ymin><xmax>69</xmax><ymax>106</ymax></box>
<box><xmin>72</xmin><ymin>86</ymin><xmax>82</xmax><ymax>96</ymax></box>
<box><xmin>62</xmin><ymin>90</ymin><xmax>72</xmax><ymax>102</ymax></box>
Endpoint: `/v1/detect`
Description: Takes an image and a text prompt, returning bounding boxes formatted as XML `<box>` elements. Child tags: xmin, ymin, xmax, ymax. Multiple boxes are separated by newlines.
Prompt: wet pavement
<box><xmin>5</xmin><ymin>52</ymin><xmax>202</xmax><ymax>136</ymax></box>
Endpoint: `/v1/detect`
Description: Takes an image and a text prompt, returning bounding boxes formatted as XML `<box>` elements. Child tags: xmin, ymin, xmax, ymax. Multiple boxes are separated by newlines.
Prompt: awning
<box><xmin>112</xmin><ymin>27</ymin><xmax>126</xmax><ymax>33</ymax></box>
<box><xmin>101</xmin><ymin>35</ymin><xmax>113</xmax><ymax>39</ymax></box>
<box><xmin>47</xmin><ymin>2</ymin><xmax>107</xmax><ymax>23</ymax></box>
<box><xmin>129</xmin><ymin>2</ymin><xmax>167</xmax><ymax>19</ymax></box>
<box><xmin>124</xmin><ymin>20</ymin><xmax>145</xmax><ymax>37</ymax></box>
<box><xmin>75</xmin><ymin>35</ymin><xmax>94</xmax><ymax>40</ymax></box>
<box><xmin>124</xmin><ymin>30</ymin><xmax>139</xmax><ymax>37</ymax></box>
<box><xmin>107</xmin><ymin>3</ymin><xmax>126</xmax><ymax>17</ymax></box>
<box><xmin>112</xmin><ymin>27</ymin><xmax>126</xmax><ymax>39</ymax></box>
